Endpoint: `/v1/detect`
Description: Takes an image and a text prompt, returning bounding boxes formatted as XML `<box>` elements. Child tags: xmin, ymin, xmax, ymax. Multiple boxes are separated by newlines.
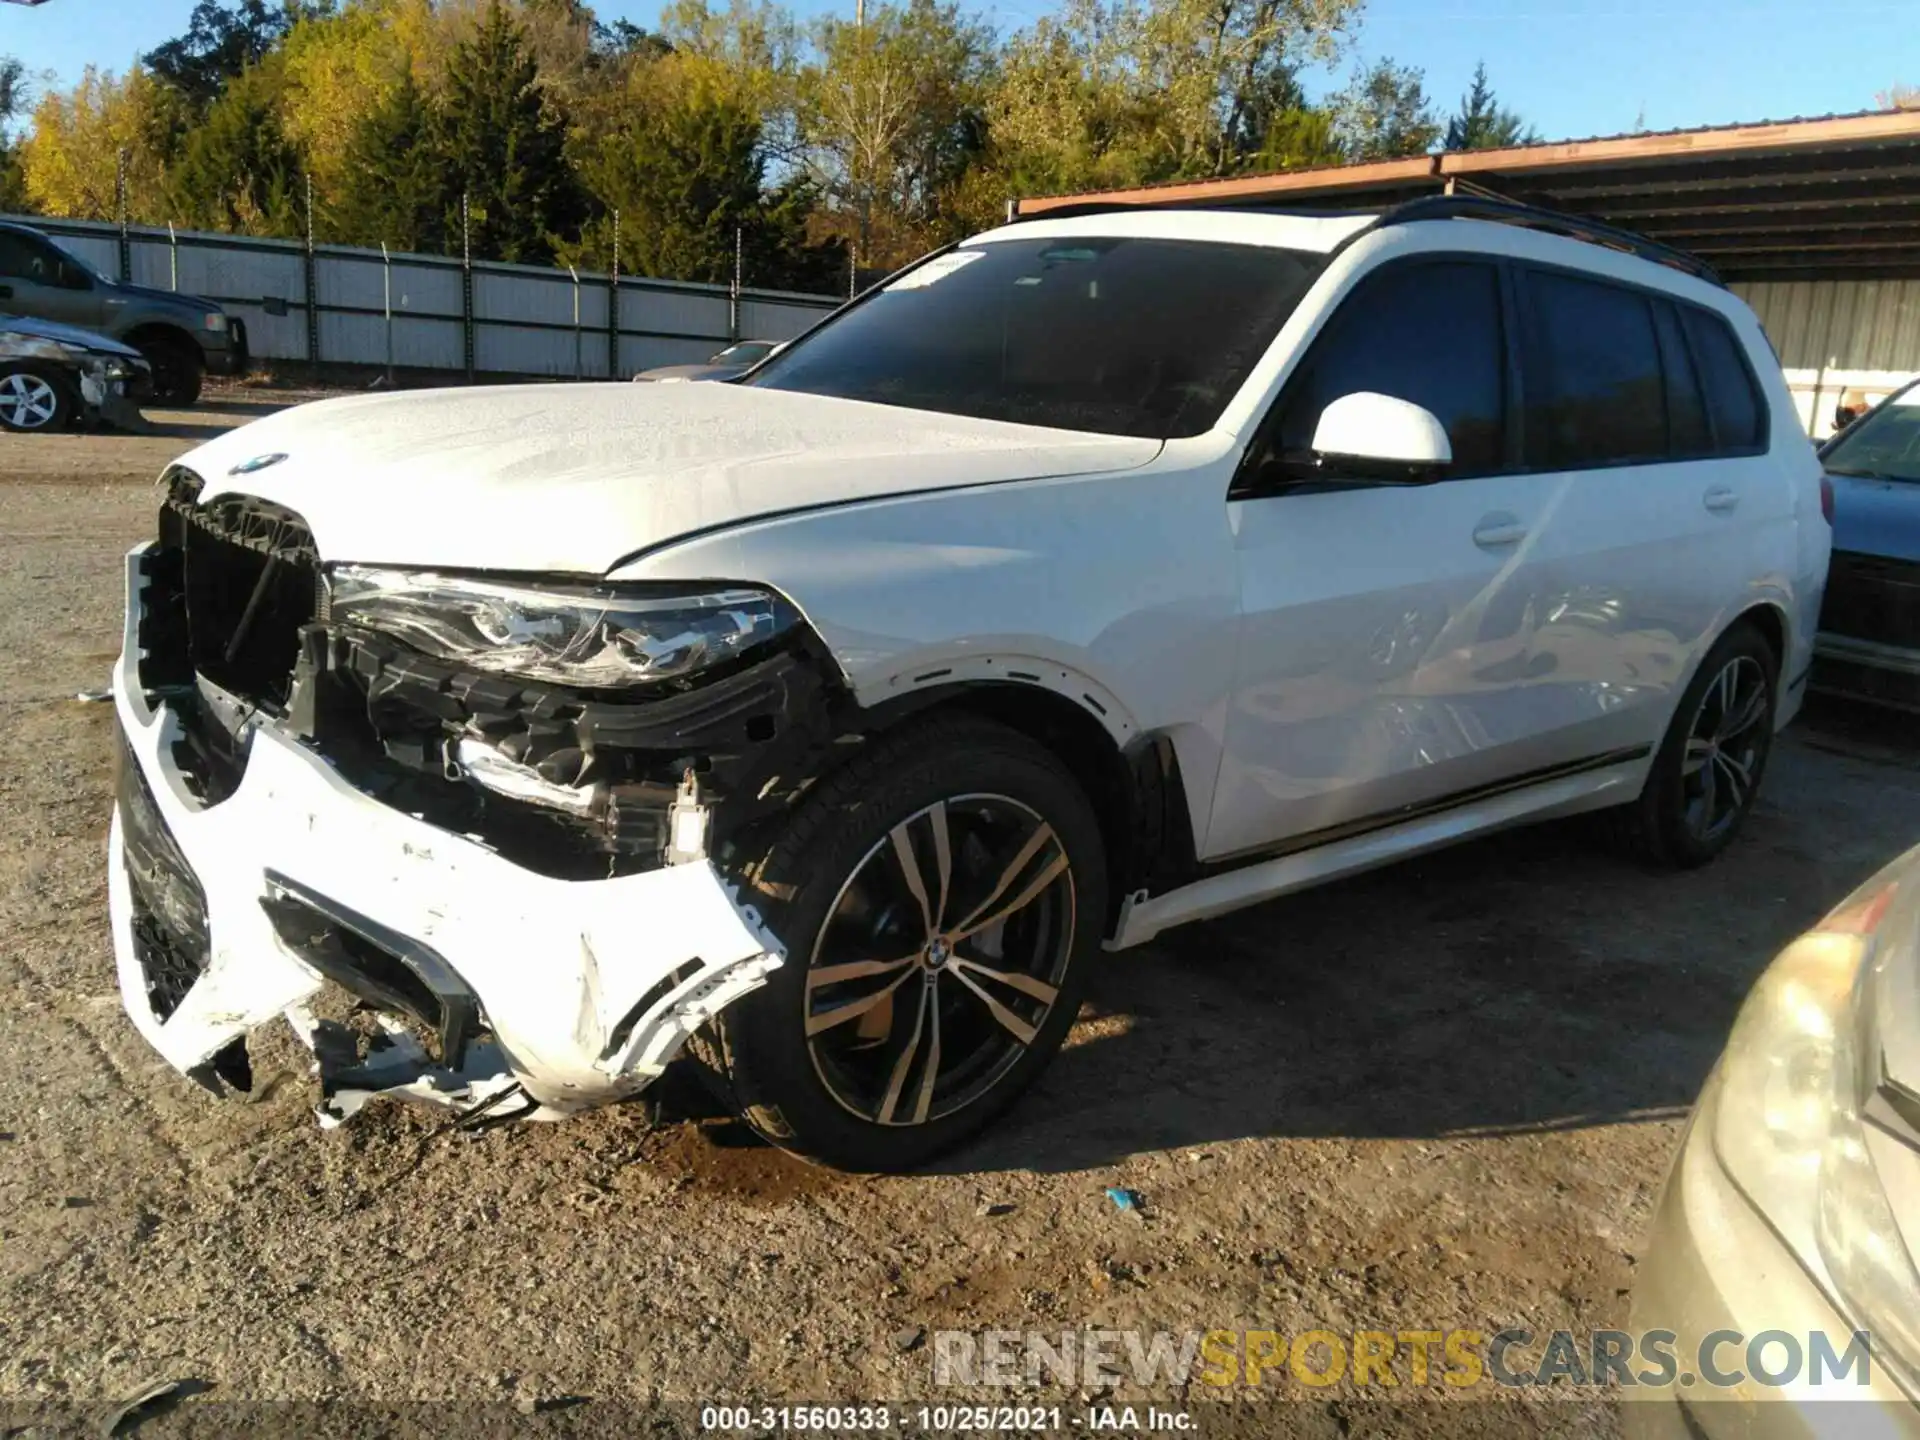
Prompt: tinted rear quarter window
<box><xmin>1651</xmin><ymin>301</ymin><xmax>1712</xmax><ymax>456</ymax></box>
<box><xmin>1524</xmin><ymin>269</ymin><xmax>1668</xmax><ymax>468</ymax></box>
<box><xmin>1681</xmin><ymin>307</ymin><xmax>1767</xmax><ymax>450</ymax></box>
<box><xmin>1271</xmin><ymin>259</ymin><xmax>1507</xmax><ymax>475</ymax></box>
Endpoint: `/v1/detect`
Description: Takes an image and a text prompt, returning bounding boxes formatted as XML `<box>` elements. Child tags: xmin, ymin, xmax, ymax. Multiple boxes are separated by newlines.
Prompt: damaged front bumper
<box><xmin>108</xmin><ymin>546</ymin><xmax>784</xmax><ymax>1125</ymax></box>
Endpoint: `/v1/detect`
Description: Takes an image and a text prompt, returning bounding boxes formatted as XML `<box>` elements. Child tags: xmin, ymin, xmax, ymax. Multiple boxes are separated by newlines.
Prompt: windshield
<box><xmin>747</xmin><ymin>236</ymin><xmax>1325</xmax><ymax>439</ymax></box>
<box><xmin>1823</xmin><ymin>390</ymin><xmax>1920</xmax><ymax>483</ymax></box>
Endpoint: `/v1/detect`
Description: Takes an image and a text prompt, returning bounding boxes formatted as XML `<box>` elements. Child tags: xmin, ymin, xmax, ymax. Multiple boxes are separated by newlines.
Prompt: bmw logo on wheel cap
<box><xmin>229</xmin><ymin>452</ymin><xmax>288</xmax><ymax>476</ymax></box>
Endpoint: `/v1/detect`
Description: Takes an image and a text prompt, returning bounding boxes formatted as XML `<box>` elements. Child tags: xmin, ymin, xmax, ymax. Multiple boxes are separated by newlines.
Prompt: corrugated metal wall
<box><xmin>6</xmin><ymin>215</ymin><xmax>839</xmax><ymax>380</ymax></box>
<box><xmin>1726</xmin><ymin>278</ymin><xmax>1920</xmax><ymax>438</ymax></box>
<box><xmin>1733</xmin><ymin>279</ymin><xmax>1920</xmax><ymax>371</ymax></box>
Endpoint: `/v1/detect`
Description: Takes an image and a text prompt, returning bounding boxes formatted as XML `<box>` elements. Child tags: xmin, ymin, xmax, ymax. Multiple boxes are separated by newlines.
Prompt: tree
<box><xmin>986</xmin><ymin>0</ymin><xmax>1358</xmax><ymax>200</ymax></box>
<box><xmin>1330</xmin><ymin>57</ymin><xmax>1440</xmax><ymax>162</ymax></box>
<box><xmin>330</xmin><ymin>69</ymin><xmax>446</xmax><ymax>249</ymax></box>
<box><xmin>146</xmin><ymin>0</ymin><xmax>329</xmax><ymax>110</ymax></box>
<box><xmin>278</xmin><ymin>0</ymin><xmax>415</xmax><ymax>206</ymax></box>
<box><xmin>18</xmin><ymin>66</ymin><xmax>185</xmax><ymax>222</ymax></box>
<box><xmin>1878</xmin><ymin>83</ymin><xmax>1920</xmax><ymax>112</ymax></box>
<box><xmin>572</xmin><ymin>65</ymin><xmax>766</xmax><ymax>283</ymax></box>
<box><xmin>800</xmin><ymin>0</ymin><xmax>997</xmax><ymax>264</ymax></box>
<box><xmin>987</xmin><ymin>0</ymin><xmax>1171</xmax><ymax>197</ymax></box>
<box><xmin>591</xmin><ymin>18</ymin><xmax>673</xmax><ymax>63</ymax></box>
<box><xmin>435</xmin><ymin>2</ymin><xmax>586</xmax><ymax>264</ymax></box>
<box><xmin>658</xmin><ymin>0</ymin><xmax>805</xmax><ymax>137</ymax></box>
<box><xmin>1443</xmin><ymin>61</ymin><xmax>1534</xmax><ymax>151</ymax></box>
<box><xmin>566</xmin><ymin>54</ymin><xmax>844</xmax><ymax>288</ymax></box>
<box><xmin>751</xmin><ymin>177</ymin><xmax>848</xmax><ymax>292</ymax></box>
<box><xmin>1254</xmin><ymin>103</ymin><xmax>1343</xmax><ymax>171</ymax></box>
<box><xmin>166</xmin><ymin>60</ymin><xmax>305</xmax><ymax>235</ymax></box>
<box><xmin>0</xmin><ymin>57</ymin><xmax>29</xmax><ymax>213</ymax></box>
<box><xmin>1136</xmin><ymin>0</ymin><xmax>1361</xmax><ymax>176</ymax></box>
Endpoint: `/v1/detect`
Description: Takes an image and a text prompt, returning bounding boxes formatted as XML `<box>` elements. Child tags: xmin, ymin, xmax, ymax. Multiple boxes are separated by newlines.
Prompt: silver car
<box><xmin>632</xmin><ymin>339</ymin><xmax>783</xmax><ymax>383</ymax></box>
<box><xmin>1628</xmin><ymin>846</ymin><xmax>1920</xmax><ymax>1435</ymax></box>
<box><xmin>0</xmin><ymin>313</ymin><xmax>149</xmax><ymax>431</ymax></box>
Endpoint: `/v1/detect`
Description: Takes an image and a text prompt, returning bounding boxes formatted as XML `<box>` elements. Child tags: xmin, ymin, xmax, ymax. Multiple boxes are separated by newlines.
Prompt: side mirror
<box><xmin>1310</xmin><ymin>392</ymin><xmax>1452</xmax><ymax>480</ymax></box>
<box><xmin>58</xmin><ymin>262</ymin><xmax>93</xmax><ymax>292</ymax></box>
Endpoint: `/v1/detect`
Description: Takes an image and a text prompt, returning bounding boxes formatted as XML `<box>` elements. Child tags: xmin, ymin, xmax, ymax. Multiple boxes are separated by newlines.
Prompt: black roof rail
<box><xmin>1348</xmin><ymin>194</ymin><xmax>1725</xmax><ymax>287</ymax></box>
<box><xmin>1005</xmin><ymin>190</ymin><xmax>1724</xmax><ymax>287</ymax></box>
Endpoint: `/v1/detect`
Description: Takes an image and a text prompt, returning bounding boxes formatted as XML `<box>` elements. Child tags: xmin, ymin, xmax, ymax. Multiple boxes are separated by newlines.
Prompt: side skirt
<box><xmin>1105</xmin><ymin>747</ymin><xmax>1652</xmax><ymax>951</ymax></box>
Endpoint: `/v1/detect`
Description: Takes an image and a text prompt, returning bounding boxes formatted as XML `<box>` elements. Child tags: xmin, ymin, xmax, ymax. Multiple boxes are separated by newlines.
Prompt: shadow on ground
<box><xmin>660</xmin><ymin>698</ymin><xmax>1920</xmax><ymax>1180</ymax></box>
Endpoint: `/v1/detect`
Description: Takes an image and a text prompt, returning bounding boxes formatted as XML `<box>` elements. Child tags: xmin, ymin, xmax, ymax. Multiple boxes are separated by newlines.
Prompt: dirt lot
<box><xmin>4</xmin><ymin>403</ymin><xmax>1919</xmax><ymax>1437</ymax></box>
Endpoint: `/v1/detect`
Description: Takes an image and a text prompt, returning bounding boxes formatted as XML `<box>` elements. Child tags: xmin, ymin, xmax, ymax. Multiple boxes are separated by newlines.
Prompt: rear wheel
<box><xmin>0</xmin><ymin>364</ymin><xmax>75</xmax><ymax>432</ymax></box>
<box><xmin>1605</xmin><ymin>622</ymin><xmax>1778</xmax><ymax>868</ymax></box>
<box><xmin>718</xmin><ymin>715</ymin><xmax>1107</xmax><ymax>1172</ymax></box>
<box><xmin>137</xmin><ymin>336</ymin><xmax>204</xmax><ymax>407</ymax></box>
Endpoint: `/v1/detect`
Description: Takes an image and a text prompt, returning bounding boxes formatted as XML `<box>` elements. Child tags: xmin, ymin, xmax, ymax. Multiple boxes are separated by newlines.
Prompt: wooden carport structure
<box><xmin>1012</xmin><ymin>110</ymin><xmax>1920</xmax><ymax>433</ymax></box>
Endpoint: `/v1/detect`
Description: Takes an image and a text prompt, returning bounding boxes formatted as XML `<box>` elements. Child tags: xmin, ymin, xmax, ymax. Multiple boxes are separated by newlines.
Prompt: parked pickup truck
<box><xmin>0</xmin><ymin>220</ymin><xmax>246</xmax><ymax>406</ymax></box>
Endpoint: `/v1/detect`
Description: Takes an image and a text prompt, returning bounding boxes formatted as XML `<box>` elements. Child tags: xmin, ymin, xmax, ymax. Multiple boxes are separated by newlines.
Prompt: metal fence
<box><xmin>4</xmin><ymin>213</ymin><xmax>843</xmax><ymax>381</ymax></box>
<box><xmin>1733</xmin><ymin>278</ymin><xmax>1920</xmax><ymax>438</ymax></box>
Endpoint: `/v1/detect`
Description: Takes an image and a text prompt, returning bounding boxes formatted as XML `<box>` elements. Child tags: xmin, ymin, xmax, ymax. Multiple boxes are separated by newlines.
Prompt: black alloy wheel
<box><xmin>718</xmin><ymin>714</ymin><xmax>1106</xmax><ymax>1171</ymax></box>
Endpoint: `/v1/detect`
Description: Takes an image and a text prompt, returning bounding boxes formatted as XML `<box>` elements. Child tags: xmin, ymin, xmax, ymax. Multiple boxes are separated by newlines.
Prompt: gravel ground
<box><xmin>3</xmin><ymin>406</ymin><xmax>1918</xmax><ymax>1437</ymax></box>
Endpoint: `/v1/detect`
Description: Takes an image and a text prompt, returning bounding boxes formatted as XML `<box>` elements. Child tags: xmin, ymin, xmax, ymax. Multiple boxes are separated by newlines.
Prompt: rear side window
<box><xmin>0</xmin><ymin>232</ymin><xmax>55</xmax><ymax>282</ymax></box>
<box><xmin>1524</xmin><ymin>270</ymin><xmax>1667</xmax><ymax>468</ymax></box>
<box><xmin>1271</xmin><ymin>259</ymin><xmax>1507</xmax><ymax>475</ymax></box>
<box><xmin>1651</xmin><ymin>302</ymin><xmax>1713</xmax><ymax>456</ymax></box>
<box><xmin>1681</xmin><ymin>308</ymin><xmax>1767</xmax><ymax>450</ymax></box>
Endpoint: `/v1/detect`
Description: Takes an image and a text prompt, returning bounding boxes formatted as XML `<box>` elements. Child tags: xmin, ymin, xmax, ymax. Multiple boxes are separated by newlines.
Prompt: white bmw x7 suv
<box><xmin>110</xmin><ymin>198</ymin><xmax>1830</xmax><ymax>1170</ymax></box>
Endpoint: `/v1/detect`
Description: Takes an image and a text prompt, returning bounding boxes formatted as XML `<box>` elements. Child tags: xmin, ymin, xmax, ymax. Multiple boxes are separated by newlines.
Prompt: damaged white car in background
<box><xmin>110</xmin><ymin>200</ymin><xmax>1825</xmax><ymax>1171</ymax></box>
<box><xmin>1</xmin><ymin>314</ymin><xmax>149</xmax><ymax>432</ymax></box>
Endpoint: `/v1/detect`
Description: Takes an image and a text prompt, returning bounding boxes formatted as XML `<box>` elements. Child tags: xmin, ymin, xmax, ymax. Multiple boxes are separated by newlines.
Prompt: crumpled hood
<box><xmin>179</xmin><ymin>382</ymin><xmax>1161</xmax><ymax>574</ymax></box>
<box><xmin>1828</xmin><ymin>471</ymin><xmax>1920</xmax><ymax>563</ymax></box>
<box><xmin>0</xmin><ymin>312</ymin><xmax>143</xmax><ymax>359</ymax></box>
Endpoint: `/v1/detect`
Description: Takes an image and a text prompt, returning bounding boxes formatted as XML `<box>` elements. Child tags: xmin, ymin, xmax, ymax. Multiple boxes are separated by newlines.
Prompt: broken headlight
<box><xmin>328</xmin><ymin>568</ymin><xmax>796</xmax><ymax>688</ymax></box>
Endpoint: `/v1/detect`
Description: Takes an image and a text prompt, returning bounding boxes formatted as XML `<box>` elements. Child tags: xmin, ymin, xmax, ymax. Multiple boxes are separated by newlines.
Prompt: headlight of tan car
<box><xmin>1710</xmin><ymin>857</ymin><xmax>1920</xmax><ymax>1390</ymax></box>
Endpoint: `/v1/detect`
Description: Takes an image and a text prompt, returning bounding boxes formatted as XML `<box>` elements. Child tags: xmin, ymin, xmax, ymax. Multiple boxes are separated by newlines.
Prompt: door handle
<box><xmin>1704</xmin><ymin>486</ymin><xmax>1740</xmax><ymax>514</ymax></box>
<box><xmin>1472</xmin><ymin>514</ymin><xmax>1529</xmax><ymax>548</ymax></box>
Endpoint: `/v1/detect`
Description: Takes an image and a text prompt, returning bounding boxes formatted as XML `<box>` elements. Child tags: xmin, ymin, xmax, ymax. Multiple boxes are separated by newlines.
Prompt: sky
<box><xmin>2</xmin><ymin>0</ymin><xmax>1917</xmax><ymax>143</ymax></box>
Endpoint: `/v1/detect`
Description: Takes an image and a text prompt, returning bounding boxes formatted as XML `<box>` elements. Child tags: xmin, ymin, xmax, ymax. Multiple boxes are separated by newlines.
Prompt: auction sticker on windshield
<box><xmin>886</xmin><ymin>250</ymin><xmax>985</xmax><ymax>290</ymax></box>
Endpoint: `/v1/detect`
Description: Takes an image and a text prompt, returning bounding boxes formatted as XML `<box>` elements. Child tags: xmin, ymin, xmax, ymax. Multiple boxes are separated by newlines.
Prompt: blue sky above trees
<box><xmin>4</xmin><ymin>0</ymin><xmax>1916</xmax><ymax>143</ymax></box>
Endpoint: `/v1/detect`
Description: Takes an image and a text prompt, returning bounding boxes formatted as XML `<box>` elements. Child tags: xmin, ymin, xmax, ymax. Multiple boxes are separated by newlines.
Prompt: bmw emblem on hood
<box><xmin>229</xmin><ymin>452</ymin><xmax>288</xmax><ymax>476</ymax></box>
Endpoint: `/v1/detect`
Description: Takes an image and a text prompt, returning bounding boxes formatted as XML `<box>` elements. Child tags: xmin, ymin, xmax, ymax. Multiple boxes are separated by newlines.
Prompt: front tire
<box><xmin>1606</xmin><ymin>622</ymin><xmax>1779</xmax><ymax>868</ymax></box>
<box><xmin>0</xmin><ymin>364</ymin><xmax>75</xmax><ymax>431</ymax></box>
<box><xmin>718</xmin><ymin>715</ymin><xmax>1107</xmax><ymax>1172</ymax></box>
<box><xmin>137</xmin><ymin>337</ymin><xmax>204</xmax><ymax>407</ymax></box>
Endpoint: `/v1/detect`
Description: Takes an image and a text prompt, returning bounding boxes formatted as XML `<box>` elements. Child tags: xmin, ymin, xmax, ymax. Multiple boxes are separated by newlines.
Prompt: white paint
<box><xmin>109</xmin><ymin>551</ymin><xmax>784</xmax><ymax>1116</ymax></box>
<box><xmin>173</xmin><ymin>381</ymin><xmax>1161</xmax><ymax>574</ymax></box>
<box><xmin>623</xmin><ymin>214</ymin><xmax>1824</xmax><ymax>868</ymax></box>
<box><xmin>1311</xmin><ymin>391</ymin><xmax>1452</xmax><ymax>465</ymax></box>
<box><xmin>1110</xmin><ymin>753</ymin><xmax>1651</xmax><ymax>949</ymax></box>
<box><xmin>111</xmin><ymin>208</ymin><xmax>1833</xmax><ymax>1127</ymax></box>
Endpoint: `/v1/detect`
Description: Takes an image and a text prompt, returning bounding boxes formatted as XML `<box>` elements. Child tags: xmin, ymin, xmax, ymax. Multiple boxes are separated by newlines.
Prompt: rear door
<box><xmin>1504</xmin><ymin>266</ymin><xmax>1777</xmax><ymax>760</ymax></box>
<box><xmin>1208</xmin><ymin>256</ymin><xmax>1565</xmax><ymax>860</ymax></box>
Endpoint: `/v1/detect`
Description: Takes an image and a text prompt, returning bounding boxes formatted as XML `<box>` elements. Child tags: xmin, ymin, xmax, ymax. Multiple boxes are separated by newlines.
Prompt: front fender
<box><xmin>609</xmin><ymin>458</ymin><xmax>1245</xmax><ymax>864</ymax></box>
